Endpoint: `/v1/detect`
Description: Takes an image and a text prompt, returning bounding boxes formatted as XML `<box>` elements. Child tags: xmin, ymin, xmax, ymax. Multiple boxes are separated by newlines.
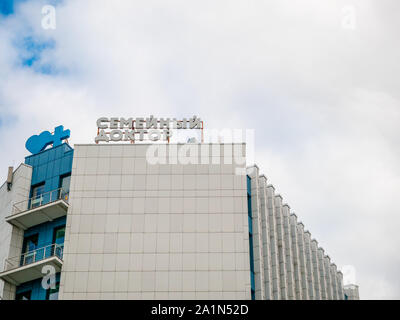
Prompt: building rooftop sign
<box><xmin>95</xmin><ymin>116</ymin><xmax>203</xmax><ymax>143</ymax></box>
<box><xmin>25</xmin><ymin>125</ymin><xmax>71</xmax><ymax>154</ymax></box>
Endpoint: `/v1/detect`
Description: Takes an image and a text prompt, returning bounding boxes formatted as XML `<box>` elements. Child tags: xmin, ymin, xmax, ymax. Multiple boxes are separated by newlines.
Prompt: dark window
<box><xmin>52</xmin><ymin>226</ymin><xmax>65</xmax><ymax>258</ymax></box>
<box><xmin>46</xmin><ymin>282</ymin><xmax>60</xmax><ymax>300</ymax></box>
<box><xmin>32</xmin><ymin>183</ymin><xmax>45</xmax><ymax>198</ymax></box>
<box><xmin>16</xmin><ymin>290</ymin><xmax>31</xmax><ymax>300</ymax></box>
<box><xmin>23</xmin><ymin>234</ymin><xmax>39</xmax><ymax>253</ymax></box>
<box><xmin>30</xmin><ymin>183</ymin><xmax>45</xmax><ymax>208</ymax></box>
<box><xmin>246</xmin><ymin>176</ymin><xmax>256</xmax><ymax>300</ymax></box>
<box><xmin>53</xmin><ymin>226</ymin><xmax>65</xmax><ymax>245</ymax></box>
<box><xmin>21</xmin><ymin>234</ymin><xmax>39</xmax><ymax>265</ymax></box>
<box><xmin>59</xmin><ymin>174</ymin><xmax>71</xmax><ymax>194</ymax></box>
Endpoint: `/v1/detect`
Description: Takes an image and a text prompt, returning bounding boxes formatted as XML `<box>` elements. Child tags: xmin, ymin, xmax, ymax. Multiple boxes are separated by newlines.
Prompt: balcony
<box><xmin>6</xmin><ymin>188</ymin><xmax>69</xmax><ymax>230</ymax></box>
<box><xmin>0</xmin><ymin>244</ymin><xmax>64</xmax><ymax>286</ymax></box>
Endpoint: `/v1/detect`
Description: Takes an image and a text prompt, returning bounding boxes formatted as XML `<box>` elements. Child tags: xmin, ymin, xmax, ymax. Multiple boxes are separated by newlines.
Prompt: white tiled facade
<box><xmin>59</xmin><ymin>144</ymin><xmax>251</xmax><ymax>300</ymax></box>
<box><xmin>0</xmin><ymin>164</ymin><xmax>32</xmax><ymax>300</ymax></box>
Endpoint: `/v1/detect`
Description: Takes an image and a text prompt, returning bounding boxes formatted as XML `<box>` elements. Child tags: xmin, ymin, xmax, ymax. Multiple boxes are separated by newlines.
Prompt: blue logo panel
<box><xmin>26</xmin><ymin>125</ymin><xmax>71</xmax><ymax>154</ymax></box>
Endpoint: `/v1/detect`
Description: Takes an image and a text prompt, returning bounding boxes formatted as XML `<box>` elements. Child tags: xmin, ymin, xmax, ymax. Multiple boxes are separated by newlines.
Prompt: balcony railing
<box><xmin>11</xmin><ymin>188</ymin><xmax>69</xmax><ymax>216</ymax></box>
<box><xmin>3</xmin><ymin>243</ymin><xmax>64</xmax><ymax>272</ymax></box>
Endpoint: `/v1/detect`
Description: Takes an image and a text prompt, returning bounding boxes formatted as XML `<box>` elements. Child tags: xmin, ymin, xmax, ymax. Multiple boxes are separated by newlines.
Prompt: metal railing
<box><xmin>3</xmin><ymin>243</ymin><xmax>64</xmax><ymax>272</ymax></box>
<box><xmin>11</xmin><ymin>188</ymin><xmax>69</xmax><ymax>216</ymax></box>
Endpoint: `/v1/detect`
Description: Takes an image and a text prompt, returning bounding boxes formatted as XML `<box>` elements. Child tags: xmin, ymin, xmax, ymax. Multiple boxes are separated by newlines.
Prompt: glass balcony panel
<box><xmin>0</xmin><ymin>244</ymin><xmax>64</xmax><ymax>286</ymax></box>
<box><xmin>3</xmin><ymin>244</ymin><xmax>64</xmax><ymax>271</ymax></box>
<box><xmin>6</xmin><ymin>188</ymin><xmax>69</xmax><ymax>230</ymax></box>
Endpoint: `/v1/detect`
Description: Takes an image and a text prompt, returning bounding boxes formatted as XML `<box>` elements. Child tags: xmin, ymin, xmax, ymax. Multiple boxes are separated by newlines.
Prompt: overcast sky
<box><xmin>1</xmin><ymin>0</ymin><xmax>399</xmax><ymax>299</ymax></box>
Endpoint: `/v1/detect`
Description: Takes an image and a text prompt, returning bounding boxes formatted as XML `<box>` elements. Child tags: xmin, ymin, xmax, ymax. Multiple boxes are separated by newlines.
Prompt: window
<box><xmin>23</xmin><ymin>234</ymin><xmax>39</xmax><ymax>252</ymax></box>
<box><xmin>52</xmin><ymin>226</ymin><xmax>65</xmax><ymax>258</ymax></box>
<box><xmin>251</xmin><ymin>289</ymin><xmax>255</xmax><ymax>300</ymax></box>
<box><xmin>53</xmin><ymin>226</ymin><xmax>65</xmax><ymax>245</ymax></box>
<box><xmin>246</xmin><ymin>176</ymin><xmax>256</xmax><ymax>300</ymax></box>
<box><xmin>32</xmin><ymin>183</ymin><xmax>45</xmax><ymax>198</ymax></box>
<box><xmin>21</xmin><ymin>234</ymin><xmax>39</xmax><ymax>265</ymax></box>
<box><xmin>30</xmin><ymin>183</ymin><xmax>45</xmax><ymax>208</ymax></box>
<box><xmin>16</xmin><ymin>290</ymin><xmax>31</xmax><ymax>300</ymax></box>
<box><xmin>59</xmin><ymin>174</ymin><xmax>71</xmax><ymax>194</ymax></box>
<box><xmin>46</xmin><ymin>282</ymin><xmax>60</xmax><ymax>300</ymax></box>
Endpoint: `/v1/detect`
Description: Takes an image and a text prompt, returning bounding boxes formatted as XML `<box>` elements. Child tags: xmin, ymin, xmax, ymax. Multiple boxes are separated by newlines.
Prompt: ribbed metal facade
<box><xmin>246</xmin><ymin>165</ymin><xmax>345</xmax><ymax>300</ymax></box>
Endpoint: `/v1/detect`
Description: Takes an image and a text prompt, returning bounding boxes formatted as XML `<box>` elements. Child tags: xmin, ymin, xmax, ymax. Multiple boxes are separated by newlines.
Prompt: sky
<box><xmin>1</xmin><ymin>0</ymin><xmax>400</xmax><ymax>299</ymax></box>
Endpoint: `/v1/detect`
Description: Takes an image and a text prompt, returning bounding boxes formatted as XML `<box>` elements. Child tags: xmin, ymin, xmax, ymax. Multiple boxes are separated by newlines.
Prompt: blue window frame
<box><xmin>247</xmin><ymin>175</ymin><xmax>256</xmax><ymax>300</ymax></box>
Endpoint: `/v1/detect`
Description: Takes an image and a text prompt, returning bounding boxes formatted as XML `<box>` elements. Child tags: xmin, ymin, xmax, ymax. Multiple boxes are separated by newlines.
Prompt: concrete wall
<box><xmin>282</xmin><ymin>204</ymin><xmax>295</xmax><ymax>300</ymax></box>
<box><xmin>258</xmin><ymin>175</ymin><xmax>272</xmax><ymax>300</ymax></box>
<box><xmin>337</xmin><ymin>271</ymin><xmax>344</xmax><ymax>300</ymax></box>
<box><xmin>59</xmin><ymin>143</ymin><xmax>251</xmax><ymax>300</ymax></box>
<box><xmin>296</xmin><ymin>222</ymin><xmax>309</xmax><ymax>299</ymax></box>
<box><xmin>266</xmin><ymin>185</ymin><xmax>280</xmax><ymax>300</ymax></box>
<box><xmin>273</xmin><ymin>194</ymin><xmax>288</xmax><ymax>299</ymax></box>
<box><xmin>0</xmin><ymin>164</ymin><xmax>32</xmax><ymax>300</ymax></box>
<box><xmin>246</xmin><ymin>166</ymin><xmax>265</xmax><ymax>300</ymax></box>
<box><xmin>310</xmin><ymin>239</ymin><xmax>321</xmax><ymax>299</ymax></box>
<box><xmin>289</xmin><ymin>214</ymin><xmax>302</xmax><ymax>300</ymax></box>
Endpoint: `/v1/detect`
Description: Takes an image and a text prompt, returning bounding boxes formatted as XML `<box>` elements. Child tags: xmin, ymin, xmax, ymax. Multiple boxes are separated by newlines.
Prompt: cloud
<box><xmin>0</xmin><ymin>0</ymin><xmax>399</xmax><ymax>299</ymax></box>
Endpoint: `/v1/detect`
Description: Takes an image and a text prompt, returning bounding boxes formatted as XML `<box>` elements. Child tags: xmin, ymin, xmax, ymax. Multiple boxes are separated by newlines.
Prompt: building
<box><xmin>344</xmin><ymin>284</ymin><xmax>360</xmax><ymax>300</ymax></box>
<box><xmin>0</xmin><ymin>126</ymin><xmax>357</xmax><ymax>300</ymax></box>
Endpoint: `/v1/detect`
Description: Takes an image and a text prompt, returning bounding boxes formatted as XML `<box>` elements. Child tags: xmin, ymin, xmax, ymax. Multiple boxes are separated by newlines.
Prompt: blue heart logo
<box><xmin>25</xmin><ymin>131</ymin><xmax>53</xmax><ymax>154</ymax></box>
<box><xmin>25</xmin><ymin>125</ymin><xmax>71</xmax><ymax>154</ymax></box>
